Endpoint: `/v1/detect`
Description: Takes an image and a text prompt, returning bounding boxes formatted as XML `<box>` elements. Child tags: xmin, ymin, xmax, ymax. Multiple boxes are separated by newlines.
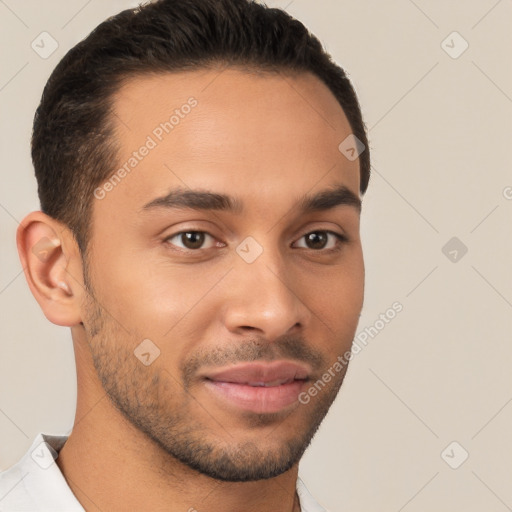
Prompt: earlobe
<box><xmin>16</xmin><ymin>211</ymin><xmax>84</xmax><ymax>327</ymax></box>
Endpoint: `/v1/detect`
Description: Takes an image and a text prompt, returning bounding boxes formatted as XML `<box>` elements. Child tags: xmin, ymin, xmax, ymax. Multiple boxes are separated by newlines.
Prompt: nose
<box><xmin>220</xmin><ymin>245</ymin><xmax>312</xmax><ymax>341</ymax></box>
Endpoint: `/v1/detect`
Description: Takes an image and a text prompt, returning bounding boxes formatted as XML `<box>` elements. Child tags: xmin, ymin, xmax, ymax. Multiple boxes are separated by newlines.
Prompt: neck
<box><xmin>56</xmin><ymin>339</ymin><xmax>302</xmax><ymax>512</ymax></box>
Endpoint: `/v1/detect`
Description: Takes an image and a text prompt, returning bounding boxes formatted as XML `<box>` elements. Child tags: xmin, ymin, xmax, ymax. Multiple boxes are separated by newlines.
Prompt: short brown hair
<box><xmin>32</xmin><ymin>0</ymin><xmax>370</xmax><ymax>257</ymax></box>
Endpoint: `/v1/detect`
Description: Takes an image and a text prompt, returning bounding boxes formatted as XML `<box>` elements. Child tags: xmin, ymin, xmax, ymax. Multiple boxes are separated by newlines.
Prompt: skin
<box><xmin>17</xmin><ymin>68</ymin><xmax>364</xmax><ymax>512</ymax></box>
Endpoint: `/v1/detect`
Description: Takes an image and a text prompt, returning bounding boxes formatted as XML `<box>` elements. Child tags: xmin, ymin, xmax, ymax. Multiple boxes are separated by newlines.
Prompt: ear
<box><xmin>16</xmin><ymin>211</ymin><xmax>84</xmax><ymax>326</ymax></box>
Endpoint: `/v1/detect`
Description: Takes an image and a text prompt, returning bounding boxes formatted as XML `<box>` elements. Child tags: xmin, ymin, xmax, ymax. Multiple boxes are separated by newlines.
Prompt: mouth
<box><xmin>201</xmin><ymin>361</ymin><xmax>311</xmax><ymax>414</ymax></box>
<box><xmin>233</xmin><ymin>378</ymin><xmax>298</xmax><ymax>387</ymax></box>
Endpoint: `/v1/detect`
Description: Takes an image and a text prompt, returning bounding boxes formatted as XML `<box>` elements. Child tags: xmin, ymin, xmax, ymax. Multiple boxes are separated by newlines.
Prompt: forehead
<box><xmin>98</xmin><ymin>68</ymin><xmax>360</xmax><ymax>220</ymax></box>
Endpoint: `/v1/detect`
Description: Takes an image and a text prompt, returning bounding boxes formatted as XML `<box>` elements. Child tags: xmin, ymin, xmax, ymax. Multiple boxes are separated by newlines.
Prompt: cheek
<box><xmin>89</xmin><ymin>245</ymin><xmax>229</xmax><ymax>342</ymax></box>
<box><xmin>307</xmin><ymin>256</ymin><xmax>364</xmax><ymax>313</ymax></box>
<box><xmin>303</xmin><ymin>258</ymin><xmax>364</xmax><ymax>350</ymax></box>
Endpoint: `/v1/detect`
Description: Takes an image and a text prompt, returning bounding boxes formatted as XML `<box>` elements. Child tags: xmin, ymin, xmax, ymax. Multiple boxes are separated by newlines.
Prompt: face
<box><xmin>81</xmin><ymin>68</ymin><xmax>364</xmax><ymax>481</ymax></box>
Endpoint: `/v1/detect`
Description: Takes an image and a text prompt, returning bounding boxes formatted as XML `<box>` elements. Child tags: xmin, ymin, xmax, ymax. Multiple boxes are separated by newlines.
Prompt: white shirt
<box><xmin>0</xmin><ymin>433</ymin><xmax>329</xmax><ymax>512</ymax></box>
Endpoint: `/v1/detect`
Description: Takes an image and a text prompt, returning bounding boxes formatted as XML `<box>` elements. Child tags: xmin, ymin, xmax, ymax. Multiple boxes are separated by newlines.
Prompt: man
<box><xmin>0</xmin><ymin>0</ymin><xmax>370</xmax><ymax>510</ymax></box>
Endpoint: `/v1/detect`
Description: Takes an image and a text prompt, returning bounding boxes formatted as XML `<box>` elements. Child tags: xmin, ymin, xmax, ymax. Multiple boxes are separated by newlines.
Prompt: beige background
<box><xmin>1</xmin><ymin>1</ymin><xmax>511</xmax><ymax>511</ymax></box>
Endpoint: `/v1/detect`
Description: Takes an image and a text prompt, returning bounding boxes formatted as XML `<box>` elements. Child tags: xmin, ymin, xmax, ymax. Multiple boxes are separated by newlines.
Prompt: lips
<box><xmin>202</xmin><ymin>361</ymin><xmax>310</xmax><ymax>385</ymax></box>
<box><xmin>201</xmin><ymin>361</ymin><xmax>311</xmax><ymax>414</ymax></box>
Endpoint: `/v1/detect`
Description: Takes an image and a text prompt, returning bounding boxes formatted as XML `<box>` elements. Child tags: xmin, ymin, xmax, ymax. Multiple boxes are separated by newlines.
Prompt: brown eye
<box><xmin>180</xmin><ymin>232</ymin><xmax>205</xmax><ymax>249</ymax></box>
<box><xmin>165</xmin><ymin>231</ymin><xmax>216</xmax><ymax>251</ymax></box>
<box><xmin>304</xmin><ymin>232</ymin><xmax>328</xmax><ymax>249</ymax></box>
<box><xmin>294</xmin><ymin>231</ymin><xmax>347</xmax><ymax>251</ymax></box>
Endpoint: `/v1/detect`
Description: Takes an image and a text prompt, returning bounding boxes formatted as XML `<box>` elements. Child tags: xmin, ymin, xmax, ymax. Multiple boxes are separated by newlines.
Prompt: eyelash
<box><xmin>163</xmin><ymin>230</ymin><xmax>348</xmax><ymax>254</ymax></box>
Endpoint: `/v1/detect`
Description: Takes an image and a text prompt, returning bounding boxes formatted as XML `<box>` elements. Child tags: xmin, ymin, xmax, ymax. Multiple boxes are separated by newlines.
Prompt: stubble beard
<box><xmin>80</xmin><ymin>277</ymin><xmax>349</xmax><ymax>482</ymax></box>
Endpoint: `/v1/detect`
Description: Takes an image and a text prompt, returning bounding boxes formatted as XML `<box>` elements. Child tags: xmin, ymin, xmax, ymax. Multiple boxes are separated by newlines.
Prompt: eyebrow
<box><xmin>141</xmin><ymin>183</ymin><xmax>361</xmax><ymax>215</ymax></box>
